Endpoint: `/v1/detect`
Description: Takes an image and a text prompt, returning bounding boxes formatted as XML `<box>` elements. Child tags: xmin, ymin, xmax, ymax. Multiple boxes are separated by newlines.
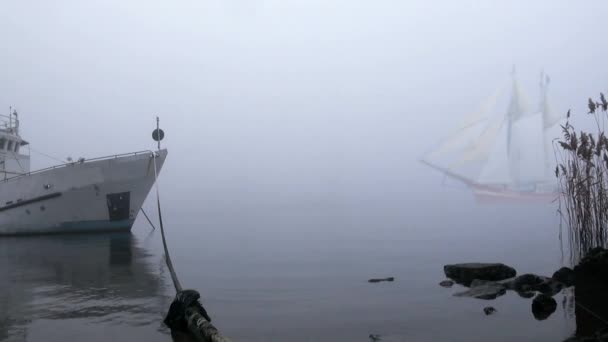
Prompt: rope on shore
<box><xmin>151</xmin><ymin>151</ymin><xmax>231</xmax><ymax>342</ymax></box>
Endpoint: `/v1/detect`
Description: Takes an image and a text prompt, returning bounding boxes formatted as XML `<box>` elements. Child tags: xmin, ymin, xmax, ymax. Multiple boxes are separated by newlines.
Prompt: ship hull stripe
<box><xmin>0</xmin><ymin>192</ymin><xmax>62</xmax><ymax>213</ymax></box>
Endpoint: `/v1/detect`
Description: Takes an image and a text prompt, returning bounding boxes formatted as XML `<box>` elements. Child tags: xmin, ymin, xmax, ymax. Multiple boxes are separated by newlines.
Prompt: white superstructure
<box><xmin>0</xmin><ymin>110</ymin><xmax>167</xmax><ymax>235</ymax></box>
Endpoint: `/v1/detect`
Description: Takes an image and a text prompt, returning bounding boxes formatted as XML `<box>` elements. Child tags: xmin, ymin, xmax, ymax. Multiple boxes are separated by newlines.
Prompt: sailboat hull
<box><xmin>0</xmin><ymin>150</ymin><xmax>167</xmax><ymax>235</ymax></box>
<box><xmin>471</xmin><ymin>184</ymin><xmax>557</xmax><ymax>204</ymax></box>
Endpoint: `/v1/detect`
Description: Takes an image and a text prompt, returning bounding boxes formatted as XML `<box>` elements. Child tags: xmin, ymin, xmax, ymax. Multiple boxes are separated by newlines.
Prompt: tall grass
<box><xmin>556</xmin><ymin>94</ymin><xmax>608</xmax><ymax>263</ymax></box>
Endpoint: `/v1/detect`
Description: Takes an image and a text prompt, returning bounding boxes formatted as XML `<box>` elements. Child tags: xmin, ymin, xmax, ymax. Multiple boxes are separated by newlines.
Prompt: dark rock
<box><xmin>574</xmin><ymin>248</ymin><xmax>608</xmax><ymax>337</ymax></box>
<box><xmin>531</xmin><ymin>293</ymin><xmax>557</xmax><ymax>320</ymax></box>
<box><xmin>369</xmin><ymin>334</ymin><xmax>382</xmax><ymax>341</ymax></box>
<box><xmin>505</xmin><ymin>273</ymin><xmax>546</xmax><ymax>292</ymax></box>
<box><xmin>439</xmin><ymin>280</ymin><xmax>454</xmax><ymax>288</ymax></box>
<box><xmin>483</xmin><ymin>306</ymin><xmax>497</xmax><ymax>315</ymax></box>
<box><xmin>575</xmin><ymin>248</ymin><xmax>608</xmax><ymax>283</ymax></box>
<box><xmin>368</xmin><ymin>277</ymin><xmax>394</xmax><ymax>283</ymax></box>
<box><xmin>553</xmin><ymin>267</ymin><xmax>575</xmax><ymax>287</ymax></box>
<box><xmin>453</xmin><ymin>281</ymin><xmax>507</xmax><ymax>300</ymax></box>
<box><xmin>516</xmin><ymin>291</ymin><xmax>536</xmax><ymax>299</ymax></box>
<box><xmin>537</xmin><ymin>278</ymin><xmax>564</xmax><ymax>296</ymax></box>
<box><xmin>444</xmin><ymin>263</ymin><xmax>516</xmax><ymax>286</ymax></box>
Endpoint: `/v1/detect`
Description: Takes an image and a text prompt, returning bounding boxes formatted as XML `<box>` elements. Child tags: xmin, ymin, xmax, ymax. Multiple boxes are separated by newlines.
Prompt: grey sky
<box><xmin>1</xmin><ymin>1</ymin><xmax>607</xmax><ymax>204</ymax></box>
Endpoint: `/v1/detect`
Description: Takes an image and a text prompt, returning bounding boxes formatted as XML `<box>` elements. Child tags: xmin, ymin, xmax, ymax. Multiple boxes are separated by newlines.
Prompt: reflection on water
<box><xmin>0</xmin><ymin>233</ymin><xmax>171</xmax><ymax>342</ymax></box>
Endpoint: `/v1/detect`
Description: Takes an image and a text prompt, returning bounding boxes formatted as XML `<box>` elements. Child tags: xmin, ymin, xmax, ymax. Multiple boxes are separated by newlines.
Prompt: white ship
<box><xmin>0</xmin><ymin>110</ymin><xmax>167</xmax><ymax>235</ymax></box>
<box><xmin>421</xmin><ymin>70</ymin><xmax>564</xmax><ymax>203</ymax></box>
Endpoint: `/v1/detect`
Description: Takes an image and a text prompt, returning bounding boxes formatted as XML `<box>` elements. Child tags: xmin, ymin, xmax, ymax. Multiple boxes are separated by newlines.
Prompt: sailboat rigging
<box><xmin>421</xmin><ymin>69</ymin><xmax>563</xmax><ymax>203</ymax></box>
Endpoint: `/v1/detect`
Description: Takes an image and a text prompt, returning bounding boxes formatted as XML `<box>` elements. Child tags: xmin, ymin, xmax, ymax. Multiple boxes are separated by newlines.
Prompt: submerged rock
<box><xmin>453</xmin><ymin>281</ymin><xmax>507</xmax><ymax>300</ymax></box>
<box><xmin>531</xmin><ymin>293</ymin><xmax>557</xmax><ymax>320</ymax></box>
<box><xmin>368</xmin><ymin>277</ymin><xmax>394</xmax><ymax>283</ymax></box>
<box><xmin>444</xmin><ymin>263</ymin><xmax>516</xmax><ymax>286</ymax></box>
<box><xmin>369</xmin><ymin>334</ymin><xmax>382</xmax><ymax>341</ymax></box>
<box><xmin>505</xmin><ymin>273</ymin><xmax>564</xmax><ymax>296</ymax></box>
<box><xmin>505</xmin><ymin>273</ymin><xmax>545</xmax><ymax>292</ymax></box>
<box><xmin>553</xmin><ymin>267</ymin><xmax>575</xmax><ymax>287</ymax></box>
<box><xmin>439</xmin><ymin>280</ymin><xmax>454</xmax><ymax>288</ymax></box>
<box><xmin>516</xmin><ymin>291</ymin><xmax>536</xmax><ymax>299</ymax></box>
<box><xmin>483</xmin><ymin>306</ymin><xmax>497</xmax><ymax>315</ymax></box>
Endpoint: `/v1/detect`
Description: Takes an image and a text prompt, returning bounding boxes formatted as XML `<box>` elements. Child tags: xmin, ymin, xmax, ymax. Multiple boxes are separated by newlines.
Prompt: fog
<box><xmin>1</xmin><ymin>0</ymin><xmax>607</xmax><ymax>215</ymax></box>
<box><xmin>4</xmin><ymin>2</ymin><xmax>608</xmax><ymax>340</ymax></box>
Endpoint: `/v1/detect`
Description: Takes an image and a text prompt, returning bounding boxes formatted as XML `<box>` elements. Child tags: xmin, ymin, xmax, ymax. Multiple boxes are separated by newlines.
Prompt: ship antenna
<box><xmin>152</xmin><ymin>116</ymin><xmax>165</xmax><ymax>151</ymax></box>
<box><xmin>156</xmin><ymin>116</ymin><xmax>160</xmax><ymax>150</ymax></box>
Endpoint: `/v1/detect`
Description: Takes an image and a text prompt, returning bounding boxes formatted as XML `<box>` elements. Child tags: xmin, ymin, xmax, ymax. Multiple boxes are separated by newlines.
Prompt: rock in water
<box><xmin>531</xmin><ymin>294</ymin><xmax>557</xmax><ymax>320</ymax></box>
<box><xmin>369</xmin><ymin>334</ymin><xmax>382</xmax><ymax>341</ymax></box>
<box><xmin>574</xmin><ymin>248</ymin><xmax>608</xmax><ymax>337</ymax></box>
<box><xmin>483</xmin><ymin>306</ymin><xmax>497</xmax><ymax>315</ymax></box>
<box><xmin>537</xmin><ymin>279</ymin><xmax>564</xmax><ymax>296</ymax></box>
<box><xmin>368</xmin><ymin>277</ymin><xmax>395</xmax><ymax>283</ymax></box>
<box><xmin>444</xmin><ymin>263</ymin><xmax>516</xmax><ymax>286</ymax></box>
<box><xmin>516</xmin><ymin>291</ymin><xmax>536</xmax><ymax>299</ymax></box>
<box><xmin>552</xmin><ymin>267</ymin><xmax>575</xmax><ymax>287</ymax></box>
<box><xmin>453</xmin><ymin>281</ymin><xmax>507</xmax><ymax>300</ymax></box>
<box><xmin>505</xmin><ymin>274</ymin><xmax>545</xmax><ymax>292</ymax></box>
<box><xmin>439</xmin><ymin>280</ymin><xmax>454</xmax><ymax>288</ymax></box>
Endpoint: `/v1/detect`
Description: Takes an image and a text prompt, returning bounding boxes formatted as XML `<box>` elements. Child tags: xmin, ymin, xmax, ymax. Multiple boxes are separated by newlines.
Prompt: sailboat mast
<box><xmin>540</xmin><ymin>71</ymin><xmax>551</xmax><ymax>180</ymax></box>
<box><xmin>506</xmin><ymin>66</ymin><xmax>519</xmax><ymax>183</ymax></box>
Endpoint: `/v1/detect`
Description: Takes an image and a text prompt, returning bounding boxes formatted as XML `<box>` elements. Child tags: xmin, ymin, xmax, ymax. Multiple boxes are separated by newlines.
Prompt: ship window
<box><xmin>0</xmin><ymin>138</ymin><xmax>5</xmax><ymax>150</ymax></box>
<box><xmin>7</xmin><ymin>141</ymin><xmax>13</xmax><ymax>152</ymax></box>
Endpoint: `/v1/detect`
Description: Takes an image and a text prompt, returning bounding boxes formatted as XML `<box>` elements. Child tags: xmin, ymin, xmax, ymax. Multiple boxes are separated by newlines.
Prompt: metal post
<box><xmin>156</xmin><ymin>116</ymin><xmax>161</xmax><ymax>150</ymax></box>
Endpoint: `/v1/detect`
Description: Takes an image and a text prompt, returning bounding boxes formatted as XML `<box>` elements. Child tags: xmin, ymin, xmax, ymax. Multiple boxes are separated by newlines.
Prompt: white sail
<box><xmin>508</xmin><ymin>112</ymin><xmax>546</xmax><ymax>184</ymax></box>
<box><xmin>424</xmin><ymin>69</ymin><xmax>561</xmax><ymax>191</ymax></box>
<box><xmin>477</xmin><ymin>118</ymin><xmax>512</xmax><ymax>184</ymax></box>
<box><xmin>426</xmin><ymin>85</ymin><xmax>504</xmax><ymax>162</ymax></box>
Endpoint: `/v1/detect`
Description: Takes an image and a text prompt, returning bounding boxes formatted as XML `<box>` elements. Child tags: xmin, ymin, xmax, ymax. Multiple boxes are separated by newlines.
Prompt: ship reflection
<box><xmin>0</xmin><ymin>232</ymin><xmax>169</xmax><ymax>341</ymax></box>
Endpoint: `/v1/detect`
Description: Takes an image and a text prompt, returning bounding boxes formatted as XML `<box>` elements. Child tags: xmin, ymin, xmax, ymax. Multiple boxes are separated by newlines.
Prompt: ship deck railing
<box><xmin>0</xmin><ymin>150</ymin><xmax>155</xmax><ymax>183</ymax></box>
<box><xmin>0</xmin><ymin>114</ymin><xmax>19</xmax><ymax>133</ymax></box>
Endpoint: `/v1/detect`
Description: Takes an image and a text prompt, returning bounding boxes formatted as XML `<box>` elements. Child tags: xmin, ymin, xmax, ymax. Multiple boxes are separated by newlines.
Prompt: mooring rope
<box><xmin>140</xmin><ymin>207</ymin><xmax>157</xmax><ymax>231</ymax></box>
<box><xmin>152</xmin><ymin>151</ymin><xmax>182</xmax><ymax>292</ymax></box>
<box><xmin>151</xmin><ymin>149</ymin><xmax>231</xmax><ymax>342</ymax></box>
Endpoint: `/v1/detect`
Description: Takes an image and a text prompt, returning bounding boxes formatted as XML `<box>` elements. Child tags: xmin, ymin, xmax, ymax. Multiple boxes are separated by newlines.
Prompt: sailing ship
<box><xmin>0</xmin><ymin>110</ymin><xmax>167</xmax><ymax>235</ymax></box>
<box><xmin>421</xmin><ymin>70</ymin><xmax>563</xmax><ymax>203</ymax></box>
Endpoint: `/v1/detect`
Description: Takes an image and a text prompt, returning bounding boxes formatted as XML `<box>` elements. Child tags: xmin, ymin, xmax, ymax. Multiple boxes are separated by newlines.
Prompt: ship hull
<box><xmin>0</xmin><ymin>149</ymin><xmax>167</xmax><ymax>235</ymax></box>
<box><xmin>471</xmin><ymin>184</ymin><xmax>557</xmax><ymax>204</ymax></box>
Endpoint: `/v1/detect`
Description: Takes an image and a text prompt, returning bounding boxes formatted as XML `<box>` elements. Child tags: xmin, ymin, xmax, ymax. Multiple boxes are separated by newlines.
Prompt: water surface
<box><xmin>0</xmin><ymin>181</ymin><xmax>576</xmax><ymax>341</ymax></box>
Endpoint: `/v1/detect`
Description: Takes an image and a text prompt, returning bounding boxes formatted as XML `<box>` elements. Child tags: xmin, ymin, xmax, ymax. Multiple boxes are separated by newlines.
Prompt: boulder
<box><xmin>453</xmin><ymin>281</ymin><xmax>507</xmax><ymax>300</ymax></box>
<box><xmin>444</xmin><ymin>263</ymin><xmax>516</xmax><ymax>286</ymax></box>
<box><xmin>504</xmin><ymin>273</ymin><xmax>545</xmax><ymax>292</ymax></box>
<box><xmin>552</xmin><ymin>267</ymin><xmax>575</xmax><ymax>287</ymax></box>
<box><xmin>574</xmin><ymin>248</ymin><xmax>608</xmax><ymax>337</ymax></box>
<box><xmin>505</xmin><ymin>273</ymin><xmax>564</xmax><ymax>296</ymax></box>
<box><xmin>531</xmin><ymin>293</ymin><xmax>557</xmax><ymax>320</ymax></box>
<box><xmin>537</xmin><ymin>278</ymin><xmax>564</xmax><ymax>296</ymax></box>
<box><xmin>483</xmin><ymin>306</ymin><xmax>497</xmax><ymax>315</ymax></box>
<box><xmin>575</xmin><ymin>248</ymin><xmax>608</xmax><ymax>283</ymax></box>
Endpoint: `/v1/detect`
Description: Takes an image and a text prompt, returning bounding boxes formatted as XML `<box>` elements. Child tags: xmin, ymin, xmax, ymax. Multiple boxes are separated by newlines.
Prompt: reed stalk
<box><xmin>555</xmin><ymin>94</ymin><xmax>608</xmax><ymax>263</ymax></box>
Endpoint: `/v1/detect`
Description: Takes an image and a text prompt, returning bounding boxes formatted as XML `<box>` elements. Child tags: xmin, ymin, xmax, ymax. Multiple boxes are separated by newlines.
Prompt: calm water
<box><xmin>1</xmin><ymin>182</ymin><xmax>576</xmax><ymax>341</ymax></box>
